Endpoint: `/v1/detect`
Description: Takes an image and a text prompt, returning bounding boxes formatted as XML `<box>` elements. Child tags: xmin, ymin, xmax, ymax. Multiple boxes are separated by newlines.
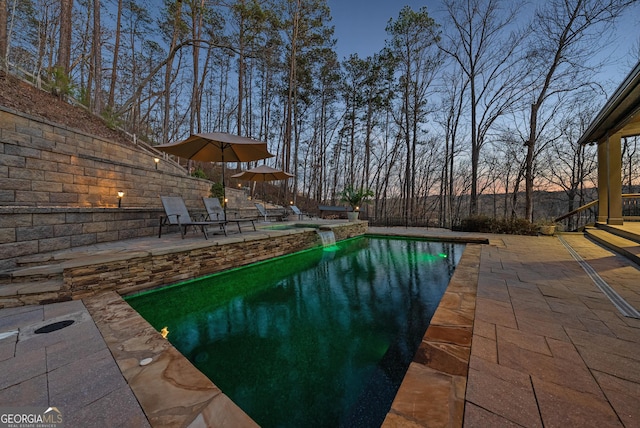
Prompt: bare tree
<box><xmin>436</xmin><ymin>70</ymin><xmax>467</xmax><ymax>228</ymax></box>
<box><xmin>622</xmin><ymin>135</ymin><xmax>639</xmax><ymax>192</ymax></box>
<box><xmin>386</xmin><ymin>5</ymin><xmax>441</xmax><ymax>225</ymax></box>
<box><xmin>162</xmin><ymin>0</ymin><xmax>183</xmax><ymax>143</ymax></box>
<box><xmin>439</xmin><ymin>0</ymin><xmax>526</xmax><ymax>216</ymax></box>
<box><xmin>522</xmin><ymin>0</ymin><xmax>636</xmax><ymax>221</ymax></box>
<box><xmin>542</xmin><ymin>100</ymin><xmax>598</xmax><ymax>228</ymax></box>
<box><xmin>0</xmin><ymin>0</ymin><xmax>7</xmax><ymax>67</ymax></box>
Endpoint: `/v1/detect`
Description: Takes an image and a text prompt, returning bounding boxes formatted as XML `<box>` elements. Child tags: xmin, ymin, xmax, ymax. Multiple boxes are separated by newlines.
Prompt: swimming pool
<box><xmin>126</xmin><ymin>236</ymin><xmax>463</xmax><ymax>427</ymax></box>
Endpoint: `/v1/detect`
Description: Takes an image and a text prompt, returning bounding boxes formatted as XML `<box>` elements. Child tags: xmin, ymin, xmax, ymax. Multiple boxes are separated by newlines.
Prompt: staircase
<box><xmin>584</xmin><ymin>222</ymin><xmax>640</xmax><ymax>266</ymax></box>
<box><xmin>0</xmin><ymin>255</ymin><xmax>67</xmax><ymax>307</ymax></box>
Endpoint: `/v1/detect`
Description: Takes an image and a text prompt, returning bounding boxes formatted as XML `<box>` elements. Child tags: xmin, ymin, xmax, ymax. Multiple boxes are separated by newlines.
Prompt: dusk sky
<box><xmin>325</xmin><ymin>0</ymin><xmax>431</xmax><ymax>60</ymax></box>
<box><xmin>325</xmin><ymin>1</ymin><xmax>640</xmax><ymax>88</ymax></box>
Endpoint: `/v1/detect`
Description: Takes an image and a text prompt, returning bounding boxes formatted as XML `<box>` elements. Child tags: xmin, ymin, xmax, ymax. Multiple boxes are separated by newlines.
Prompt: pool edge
<box><xmin>85</xmin><ymin>238</ymin><xmax>481</xmax><ymax>427</ymax></box>
<box><xmin>383</xmin><ymin>243</ymin><xmax>480</xmax><ymax>427</ymax></box>
<box><xmin>84</xmin><ymin>290</ymin><xmax>259</xmax><ymax>427</ymax></box>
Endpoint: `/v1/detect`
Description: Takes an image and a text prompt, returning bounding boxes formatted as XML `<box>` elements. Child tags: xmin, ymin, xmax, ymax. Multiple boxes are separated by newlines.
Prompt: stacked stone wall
<box><xmin>65</xmin><ymin>231</ymin><xmax>321</xmax><ymax>300</ymax></box>
<box><xmin>0</xmin><ymin>107</ymin><xmax>214</xmax><ymax>268</ymax></box>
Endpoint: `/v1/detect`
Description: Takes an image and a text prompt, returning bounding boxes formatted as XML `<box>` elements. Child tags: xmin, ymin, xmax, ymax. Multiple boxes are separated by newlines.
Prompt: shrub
<box><xmin>210</xmin><ymin>182</ymin><xmax>224</xmax><ymax>200</ymax></box>
<box><xmin>455</xmin><ymin>216</ymin><xmax>537</xmax><ymax>235</ymax></box>
<box><xmin>101</xmin><ymin>106</ymin><xmax>123</xmax><ymax>130</ymax></box>
<box><xmin>191</xmin><ymin>168</ymin><xmax>208</xmax><ymax>179</ymax></box>
<box><xmin>48</xmin><ymin>66</ymin><xmax>74</xmax><ymax>98</ymax></box>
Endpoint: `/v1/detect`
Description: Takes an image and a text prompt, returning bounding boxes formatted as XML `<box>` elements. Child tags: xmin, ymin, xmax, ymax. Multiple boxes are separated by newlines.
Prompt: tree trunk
<box><xmin>57</xmin><ymin>0</ymin><xmax>72</xmax><ymax>73</ymax></box>
<box><xmin>525</xmin><ymin>103</ymin><xmax>537</xmax><ymax>221</ymax></box>
<box><xmin>283</xmin><ymin>0</ymin><xmax>300</xmax><ymax>203</ymax></box>
<box><xmin>190</xmin><ymin>0</ymin><xmax>204</xmax><ymax>134</ymax></box>
<box><xmin>162</xmin><ymin>0</ymin><xmax>182</xmax><ymax>143</ymax></box>
<box><xmin>237</xmin><ymin>0</ymin><xmax>245</xmax><ymax>135</ymax></box>
<box><xmin>92</xmin><ymin>0</ymin><xmax>102</xmax><ymax>114</ymax></box>
<box><xmin>469</xmin><ymin>74</ymin><xmax>478</xmax><ymax>216</ymax></box>
<box><xmin>0</xmin><ymin>0</ymin><xmax>7</xmax><ymax>67</ymax></box>
<box><xmin>107</xmin><ymin>0</ymin><xmax>122</xmax><ymax>108</ymax></box>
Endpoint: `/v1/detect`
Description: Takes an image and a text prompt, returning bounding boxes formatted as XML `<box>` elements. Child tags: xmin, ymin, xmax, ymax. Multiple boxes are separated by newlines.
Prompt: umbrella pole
<box><xmin>221</xmin><ymin>150</ymin><xmax>226</xmax><ymax>218</ymax></box>
<box><xmin>262</xmin><ymin>182</ymin><xmax>267</xmax><ymax>221</ymax></box>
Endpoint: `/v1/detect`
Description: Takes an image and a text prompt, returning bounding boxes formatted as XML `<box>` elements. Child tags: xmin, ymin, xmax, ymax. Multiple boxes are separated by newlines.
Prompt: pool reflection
<box><xmin>127</xmin><ymin>237</ymin><xmax>463</xmax><ymax>428</ymax></box>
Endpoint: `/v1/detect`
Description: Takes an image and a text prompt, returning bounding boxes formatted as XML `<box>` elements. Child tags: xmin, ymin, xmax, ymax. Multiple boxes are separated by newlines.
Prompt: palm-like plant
<box><xmin>339</xmin><ymin>186</ymin><xmax>374</xmax><ymax>211</ymax></box>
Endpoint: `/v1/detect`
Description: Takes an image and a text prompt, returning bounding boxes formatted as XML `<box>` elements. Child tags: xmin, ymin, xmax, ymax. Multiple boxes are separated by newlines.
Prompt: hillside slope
<box><xmin>0</xmin><ymin>71</ymin><xmax>133</xmax><ymax>147</ymax></box>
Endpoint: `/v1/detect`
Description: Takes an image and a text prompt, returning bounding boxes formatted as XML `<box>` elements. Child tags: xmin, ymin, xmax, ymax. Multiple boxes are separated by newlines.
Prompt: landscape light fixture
<box><xmin>117</xmin><ymin>191</ymin><xmax>124</xmax><ymax>208</ymax></box>
<box><xmin>154</xmin><ymin>158</ymin><xmax>160</xmax><ymax>169</ymax></box>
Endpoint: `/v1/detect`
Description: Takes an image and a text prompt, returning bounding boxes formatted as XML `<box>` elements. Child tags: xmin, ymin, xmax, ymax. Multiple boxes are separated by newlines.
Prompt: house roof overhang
<box><xmin>578</xmin><ymin>61</ymin><xmax>640</xmax><ymax>145</ymax></box>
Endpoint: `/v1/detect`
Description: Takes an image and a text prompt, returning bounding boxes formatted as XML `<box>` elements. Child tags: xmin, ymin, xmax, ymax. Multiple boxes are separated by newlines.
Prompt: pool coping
<box><xmin>384</xmin><ymin>244</ymin><xmax>480</xmax><ymax>426</ymax></box>
<box><xmin>85</xmin><ymin>234</ymin><xmax>483</xmax><ymax>427</ymax></box>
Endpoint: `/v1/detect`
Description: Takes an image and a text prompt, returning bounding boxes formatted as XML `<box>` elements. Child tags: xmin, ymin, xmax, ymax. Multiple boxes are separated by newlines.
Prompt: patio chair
<box><xmin>255</xmin><ymin>203</ymin><xmax>286</xmax><ymax>222</ymax></box>
<box><xmin>159</xmin><ymin>196</ymin><xmax>227</xmax><ymax>239</ymax></box>
<box><xmin>202</xmin><ymin>197</ymin><xmax>256</xmax><ymax>233</ymax></box>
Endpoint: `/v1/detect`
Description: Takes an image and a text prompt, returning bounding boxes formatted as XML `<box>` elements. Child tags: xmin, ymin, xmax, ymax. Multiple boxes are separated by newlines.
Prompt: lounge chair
<box><xmin>290</xmin><ymin>205</ymin><xmax>310</xmax><ymax>220</ymax></box>
<box><xmin>255</xmin><ymin>203</ymin><xmax>286</xmax><ymax>221</ymax></box>
<box><xmin>159</xmin><ymin>196</ymin><xmax>227</xmax><ymax>239</ymax></box>
<box><xmin>202</xmin><ymin>197</ymin><xmax>256</xmax><ymax>233</ymax></box>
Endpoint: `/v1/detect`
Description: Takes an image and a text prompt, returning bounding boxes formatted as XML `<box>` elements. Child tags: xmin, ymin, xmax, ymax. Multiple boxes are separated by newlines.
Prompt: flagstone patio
<box><xmin>0</xmin><ymin>227</ymin><xmax>638</xmax><ymax>427</ymax></box>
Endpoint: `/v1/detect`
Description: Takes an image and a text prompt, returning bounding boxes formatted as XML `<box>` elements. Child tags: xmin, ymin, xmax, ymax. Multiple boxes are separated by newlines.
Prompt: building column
<box><xmin>607</xmin><ymin>132</ymin><xmax>624</xmax><ymax>225</ymax></box>
<box><xmin>597</xmin><ymin>141</ymin><xmax>608</xmax><ymax>223</ymax></box>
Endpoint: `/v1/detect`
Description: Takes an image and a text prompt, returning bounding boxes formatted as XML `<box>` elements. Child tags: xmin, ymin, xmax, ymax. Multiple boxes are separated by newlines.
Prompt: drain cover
<box><xmin>35</xmin><ymin>320</ymin><xmax>75</xmax><ymax>334</ymax></box>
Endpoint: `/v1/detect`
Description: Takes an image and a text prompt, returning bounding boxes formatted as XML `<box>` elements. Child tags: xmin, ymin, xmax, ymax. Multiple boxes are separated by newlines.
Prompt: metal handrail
<box><xmin>554</xmin><ymin>194</ymin><xmax>640</xmax><ymax>229</ymax></box>
<box><xmin>554</xmin><ymin>200</ymin><xmax>598</xmax><ymax>222</ymax></box>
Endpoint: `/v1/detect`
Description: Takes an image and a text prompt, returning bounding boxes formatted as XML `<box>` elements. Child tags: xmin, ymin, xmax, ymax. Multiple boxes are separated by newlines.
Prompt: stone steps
<box><xmin>0</xmin><ymin>260</ymin><xmax>66</xmax><ymax>307</ymax></box>
<box><xmin>585</xmin><ymin>226</ymin><xmax>640</xmax><ymax>266</ymax></box>
<box><xmin>0</xmin><ymin>279</ymin><xmax>64</xmax><ymax>296</ymax></box>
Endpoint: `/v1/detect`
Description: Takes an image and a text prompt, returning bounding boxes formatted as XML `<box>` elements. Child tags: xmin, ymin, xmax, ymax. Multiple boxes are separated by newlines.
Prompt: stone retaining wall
<box><xmin>0</xmin><ymin>107</ymin><xmax>210</xmax><ymax>208</ymax></box>
<box><xmin>0</xmin><ymin>107</ymin><xmax>216</xmax><ymax>268</ymax></box>
<box><xmin>0</xmin><ymin>207</ymin><xmax>165</xmax><ymax>269</ymax></box>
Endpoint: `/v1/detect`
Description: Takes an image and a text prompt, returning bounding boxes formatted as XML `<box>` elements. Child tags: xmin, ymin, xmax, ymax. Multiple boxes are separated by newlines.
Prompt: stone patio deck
<box><xmin>0</xmin><ymin>227</ymin><xmax>639</xmax><ymax>427</ymax></box>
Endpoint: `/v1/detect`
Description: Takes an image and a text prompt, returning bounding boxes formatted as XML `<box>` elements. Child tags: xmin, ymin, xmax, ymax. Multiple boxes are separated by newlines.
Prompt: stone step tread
<box><xmin>9</xmin><ymin>264</ymin><xmax>64</xmax><ymax>278</ymax></box>
<box><xmin>0</xmin><ymin>279</ymin><xmax>64</xmax><ymax>297</ymax></box>
<box><xmin>0</xmin><ymin>263</ymin><xmax>64</xmax><ymax>287</ymax></box>
<box><xmin>586</xmin><ymin>228</ymin><xmax>640</xmax><ymax>254</ymax></box>
<box><xmin>15</xmin><ymin>253</ymin><xmax>59</xmax><ymax>266</ymax></box>
<box><xmin>15</xmin><ymin>250</ymin><xmax>113</xmax><ymax>267</ymax></box>
<box><xmin>585</xmin><ymin>228</ymin><xmax>640</xmax><ymax>265</ymax></box>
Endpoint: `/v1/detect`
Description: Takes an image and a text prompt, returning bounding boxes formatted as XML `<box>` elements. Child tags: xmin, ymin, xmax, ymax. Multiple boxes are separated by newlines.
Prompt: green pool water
<box><xmin>126</xmin><ymin>236</ymin><xmax>463</xmax><ymax>427</ymax></box>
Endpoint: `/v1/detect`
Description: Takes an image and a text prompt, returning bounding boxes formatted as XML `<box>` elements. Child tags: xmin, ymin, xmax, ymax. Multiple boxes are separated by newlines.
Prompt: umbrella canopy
<box><xmin>231</xmin><ymin>165</ymin><xmax>294</xmax><ymax>182</ymax></box>
<box><xmin>156</xmin><ymin>133</ymin><xmax>274</xmax><ymax>214</ymax></box>
<box><xmin>155</xmin><ymin>132</ymin><xmax>274</xmax><ymax>163</ymax></box>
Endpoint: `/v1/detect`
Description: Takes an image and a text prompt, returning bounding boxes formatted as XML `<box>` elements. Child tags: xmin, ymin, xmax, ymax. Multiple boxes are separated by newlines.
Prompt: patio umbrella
<box><xmin>156</xmin><ymin>132</ymin><xmax>274</xmax><ymax>207</ymax></box>
<box><xmin>232</xmin><ymin>165</ymin><xmax>294</xmax><ymax>220</ymax></box>
<box><xmin>230</xmin><ymin>165</ymin><xmax>294</xmax><ymax>182</ymax></box>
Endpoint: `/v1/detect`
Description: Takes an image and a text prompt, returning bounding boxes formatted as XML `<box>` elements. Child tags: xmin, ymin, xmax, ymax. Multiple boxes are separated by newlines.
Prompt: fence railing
<box><xmin>623</xmin><ymin>193</ymin><xmax>640</xmax><ymax>217</ymax></box>
<box><xmin>554</xmin><ymin>193</ymin><xmax>640</xmax><ymax>231</ymax></box>
<box><xmin>366</xmin><ymin>216</ymin><xmax>434</xmax><ymax>228</ymax></box>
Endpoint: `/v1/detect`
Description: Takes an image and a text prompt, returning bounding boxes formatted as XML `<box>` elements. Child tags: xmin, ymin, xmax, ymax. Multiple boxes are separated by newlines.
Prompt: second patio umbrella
<box><xmin>232</xmin><ymin>165</ymin><xmax>294</xmax><ymax>220</ymax></box>
<box><xmin>230</xmin><ymin>165</ymin><xmax>294</xmax><ymax>182</ymax></box>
